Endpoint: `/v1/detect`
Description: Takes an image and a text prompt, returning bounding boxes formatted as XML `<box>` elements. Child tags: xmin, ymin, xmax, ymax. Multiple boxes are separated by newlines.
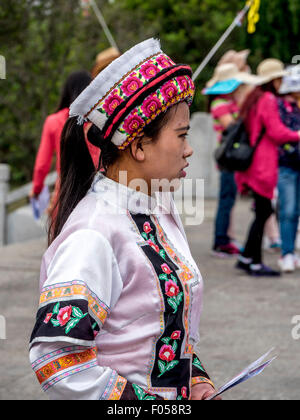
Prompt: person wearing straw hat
<box><xmin>276</xmin><ymin>65</ymin><xmax>300</xmax><ymax>273</ymax></box>
<box><xmin>235</xmin><ymin>59</ymin><xmax>300</xmax><ymax>277</ymax></box>
<box><xmin>203</xmin><ymin>63</ymin><xmax>258</xmax><ymax>257</ymax></box>
<box><xmin>29</xmin><ymin>39</ymin><xmax>219</xmax><ymax>400</ymax></box>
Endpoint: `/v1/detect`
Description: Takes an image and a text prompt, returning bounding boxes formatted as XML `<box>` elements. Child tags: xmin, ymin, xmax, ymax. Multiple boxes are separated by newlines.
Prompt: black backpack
<box><xmin>214</xmin><ymin>118</ymin><xmax>265</xmax><ymax>172</ymax></box>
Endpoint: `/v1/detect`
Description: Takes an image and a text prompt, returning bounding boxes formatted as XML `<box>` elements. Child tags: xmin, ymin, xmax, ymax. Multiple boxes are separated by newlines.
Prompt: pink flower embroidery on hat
<box><xmin>161</xmin><ymin>81</ymin><xmax>178</xmax><ymax>102</ymax></box>
<box><xmin>121</xmin><ymin>75</ymin><xmax>143</xmax><ymax>97</ymax></box>
<box><xmin>177</xmin><ymin>76</ymin><xmax>189</xmax><ymax>92</ymax></box>
<box><xmin>156</xmin><ymin>55</ymin><xmax>171</xmax><ymax>69</ymax></box>
<box><xmin>140</xmin><ymin>61</ymin><xmax>160</xmax><ymax>79</ymax></box>
<box><xmin>103</xmin><ymin>90</ymin><xmax>124</xmax><ymax>115</ymax></box>
<box><xmin>123</xmin><ymin>112</ymin><xmax>144</xmax><ymax>135</ymax></box>
<box><xmin>141</xmin><ymin>94</ymin><xmax>162</xmax><ymax>118</ymax></box>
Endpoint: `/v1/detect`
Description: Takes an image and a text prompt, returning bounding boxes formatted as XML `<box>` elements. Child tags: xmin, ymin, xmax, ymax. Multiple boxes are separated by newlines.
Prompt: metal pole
<box><xmin>192</xmin><ymin>4</ymin><xmax>251</xmax><ymax>82</ymax></box>
<box><xmin>88</xmin><ymin>0</ymin><xmax>119</xmax><ymax>51</ymax></box>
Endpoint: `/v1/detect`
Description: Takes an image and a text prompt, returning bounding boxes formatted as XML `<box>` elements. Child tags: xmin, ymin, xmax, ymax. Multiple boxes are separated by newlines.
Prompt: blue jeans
<box><xmin>278</xmin><ymin>167</ymin><xmax>300</xmax><ymax>256</ymax></box>
<box><xmin>214</xmin><ymin>170</ymin><xmax>237</xmax><ymax>248</ymax></box>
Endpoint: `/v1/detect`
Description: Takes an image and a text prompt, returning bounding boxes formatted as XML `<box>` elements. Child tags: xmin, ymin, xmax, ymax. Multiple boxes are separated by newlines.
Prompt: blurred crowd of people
<box><xmin>203</xmin><ymin>50</ymin><xmax>300</xmax><ymax>276</ymax></box>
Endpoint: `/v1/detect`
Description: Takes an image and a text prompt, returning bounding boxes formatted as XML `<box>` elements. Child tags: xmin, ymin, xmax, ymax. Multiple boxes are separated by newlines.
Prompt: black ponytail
<box><xmin>48</xmin><ymin>117</ymin><xmax>96</xmax><ymax>244</ymax></box>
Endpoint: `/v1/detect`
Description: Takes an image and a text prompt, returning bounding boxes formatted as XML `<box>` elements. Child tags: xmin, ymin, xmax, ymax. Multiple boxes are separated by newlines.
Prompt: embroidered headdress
<box><xmin>69</xmin><ymin>38</ymin><xmax>195</xmax><ymax>150</ymax></box>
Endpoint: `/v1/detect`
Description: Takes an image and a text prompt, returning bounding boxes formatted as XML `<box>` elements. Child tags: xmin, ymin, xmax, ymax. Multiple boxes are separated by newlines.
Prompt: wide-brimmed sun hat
<box><xmin>218</xmin><ymin>49</ymin><xmax>251</xmax><ymax>72</ymax></box>
<box><xmin>279</xmin><ymin>65</ymin><xmax>300</xmax><ymax>94</ymax></box>
<box><xmin>256</xmin><ymin>58</ymin><xmax>288</xmax><ymax>85</ymax></box>
<box><xmin>203</xmin><ymin>63</ymin><xmax>259</xmax><ymax>95</ymax></box>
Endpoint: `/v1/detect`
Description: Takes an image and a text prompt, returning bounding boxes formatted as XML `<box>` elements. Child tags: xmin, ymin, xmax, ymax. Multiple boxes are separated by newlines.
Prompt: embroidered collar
<box><xmin>91</xmin><ymin>172</ymin><xmax>159</xmax><ymax>215</ymax></box>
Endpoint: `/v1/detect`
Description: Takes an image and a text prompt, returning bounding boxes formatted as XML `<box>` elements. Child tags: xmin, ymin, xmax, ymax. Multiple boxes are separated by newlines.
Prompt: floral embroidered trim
<box><xmin>107</xmin><ymin>376</ymin><xmax>127</xmax><ymax>400</ymax></box>
<box><xmin>35</xmin><ymin>347</ymin><xmax>97</xmax><ymax>385</ymax></box>
<box><xmin>43</xmin><ymin>302</ymin><xmax>88</xmax><ymax>334</ymax></box>
<box><xmin>31</xmin><ymin>345</ymin><xmax>84</xmax><ymax>370</ymax></box>
<box><xmin>158</xmin><ymin>331</ymin><xmax>181</xmax><ymax>377</ymax></box>
<box><xmin>129</xmin><ymin>213</ymin><xmax>190</xmax><ymax>396</ymax></box>
<box><xmin>85</xmin><ymin>53</ymin><xmax>161</xmax><ymax>118</ymax></box>
<box><xmin>40</xmin><ymin>280</ymin><xmax>109</xmax><ymax>327</ymax></box>
<box><xmin>43</xmin><ymin>360</ymin><xmax>98</xmax><ymax>392</ymax></box>
<box><xmin>152</xmin><ymin>216</ymin><xmax>194</xmax><ymax>356</ymax></box>
<box><xmin>117</xmin><ymin>88</ymin><xmax>193</xmax><ymax>150</ymax></box>
<box><xmin>191</xmin><ymin>376</ymin><xmax>215</xmax><ymax>389</ymax></box>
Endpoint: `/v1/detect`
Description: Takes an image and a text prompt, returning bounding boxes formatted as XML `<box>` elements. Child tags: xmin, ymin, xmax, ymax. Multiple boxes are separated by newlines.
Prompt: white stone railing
<box><xmin>0</xmin><ymin>165</ymin><xmax>56</xmax><ymax>246</ymax></box>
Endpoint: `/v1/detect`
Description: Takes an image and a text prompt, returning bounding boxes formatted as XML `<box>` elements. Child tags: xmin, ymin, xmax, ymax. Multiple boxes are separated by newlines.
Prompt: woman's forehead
<box><xmin>168</xmin><ymin>102</ymin><xmax>190</xmax><ymax>129</ymax></box>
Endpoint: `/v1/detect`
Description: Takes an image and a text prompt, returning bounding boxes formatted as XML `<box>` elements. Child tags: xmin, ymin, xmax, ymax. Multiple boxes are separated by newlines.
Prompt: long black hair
<box><xmin>48</xmin><ymin>104</ymin><xmax>177</xmax><ymax>245</ymax></box>
<box><xmin>56</xmin><ymin>71</ymin><xmax>92</xmax><ymax>112</ymax></box>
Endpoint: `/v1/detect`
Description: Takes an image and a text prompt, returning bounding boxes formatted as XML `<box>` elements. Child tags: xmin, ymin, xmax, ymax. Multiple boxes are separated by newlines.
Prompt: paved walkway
<box><xmin>0</xmin><ymin>198</ymin><xmax>299</xmax><ymax>400</ymax></box>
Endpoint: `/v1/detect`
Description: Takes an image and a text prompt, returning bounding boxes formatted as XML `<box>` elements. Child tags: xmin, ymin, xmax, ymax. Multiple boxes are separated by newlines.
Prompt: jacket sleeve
<box><xmin>29</xmin><ymin>229</ymin><xmax>163</xmax><ymax>400</ymax></box>
<box><xmin>32</xmin><ymin>115</ymin><xmax>56</xmax><ymax>195</ymax></box>
<box><xmin>191</xmin><ymin>353</ymin><xmax>215</xmax><ymax>389</ymax></box>
<box><xmin>260</xmin><ymin>93</ymin><xmax>300</xmax><ymax>145</ymax></box>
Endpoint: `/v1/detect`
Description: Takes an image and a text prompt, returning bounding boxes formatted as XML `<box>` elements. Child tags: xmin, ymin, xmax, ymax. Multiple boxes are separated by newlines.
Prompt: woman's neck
<box><xmin>106</xmin><ymin>163</ymin><xmax>150</xmax><ymax>196</ymax></box>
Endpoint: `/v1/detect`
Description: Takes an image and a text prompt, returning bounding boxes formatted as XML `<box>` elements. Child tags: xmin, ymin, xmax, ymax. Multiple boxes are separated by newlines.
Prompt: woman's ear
<box><xmin>130</xmin><ymin>136</ymin><xmax>145</xmax><ymax>162</ymax></box>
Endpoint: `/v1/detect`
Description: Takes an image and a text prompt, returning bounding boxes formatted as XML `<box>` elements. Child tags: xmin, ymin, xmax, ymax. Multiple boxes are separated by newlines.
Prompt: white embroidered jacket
<box><xmin>29</xmin><ymin>174</ymin><xmax>213</xmax><ymax>400</ymax></box>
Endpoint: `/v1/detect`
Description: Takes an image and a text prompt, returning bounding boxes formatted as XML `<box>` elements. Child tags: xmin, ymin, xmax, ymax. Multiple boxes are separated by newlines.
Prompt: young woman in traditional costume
<box><xmin>29</xmin><ymin>39</ymin><xmax>218</xmax><ymax>400</ymax></box>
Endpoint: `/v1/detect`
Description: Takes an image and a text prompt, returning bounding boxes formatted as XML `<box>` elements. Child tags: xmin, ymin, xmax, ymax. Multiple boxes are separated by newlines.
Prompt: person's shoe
<box><xmin>213</xmin><ymin>243</ymin><xmax>241</xmax><ymax>258</ymax></box>
<box><xmin>293</xmin><ymin>254</ymin><xmax>300</xmax><ymax>270</ymax></box>
<box><xmin>249</xmin><ymin>264</ymin><xmax>281</xmax><ymax>277</ymax></box>
<box><xmin>235</xmin><ymin>260</ymin><xmax>251</xmax><ymax>273</ymax></box>
<box><xmin>278</xmin><ymin>254</ymin><xmax>295</xmax><ymax>273</ymax></box>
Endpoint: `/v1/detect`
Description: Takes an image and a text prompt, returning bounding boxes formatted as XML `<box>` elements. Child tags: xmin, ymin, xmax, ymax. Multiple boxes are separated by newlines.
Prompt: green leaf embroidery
<box><xmin>167</xmin><ymin>297</ymin><xmax>178</xmax><ymax>313</ymax></box>
<box><xmin>158</xmin><ymin>360</ymin><xmax>166</xmax><ymax>375</ymax></box>
<box><xmin>72</xmin><ymin>306</ymin><xmax>84</xmax><ymax>318</ymax></box>
<box><xmin>193</xmin><ymin>356</ymin><xmax>205</xmax><ymax>373</ymax></box>
<box><xmin>149</xmin><ymin>234</ymin><xmax>156</xmax><ymax>243</ymax></box>
<box><xmin>144</xmin><ymin>395</ymin><xmax>156</xmax><ymax>400</ymax></box>
<box><xmin>50</xmin><ymin>319</ymin><xmax>60</xmax><ymax>327</ymax></box>
<box><xmin>165</xmin><ymin>360</ymin><xmax>179</xmax><ymax>372</ymax></box>
<box><xmin>161</xmin><ymin>337</ymin><xmax>171</xmax><ymax>345</ymax></box>
<box><xmin>159</xmin><ymin>273</ymin><xmax>168</xmax><ymax>281</ymax></box>
<box><xmin>141</xmin><ymin>232</ymin><xmax>148</xmax><ymax>241</ymax></box>
<box><xmin>176</xmin><ymin>292</ymin><xmax>184</xmax><ymax>306</ymax></box>
<box><xmin>170</xmin><ymin>274</ymin><xmax>178</xmax><ymax>284</ymax></box>
<box><xmin>132</xmin><ymin>384</ymin><xmax>146</xmax><ymax>400</ymax></box>
<box><xmin>159</xmin><ymin>249</ymin><xmax>166</xmax><ymax>260</ymax></box>
<box><xmin>157</xmin><ymin>360</ymin><xmax>179</xmax><ymax>377</ymax></box>
<box><xmin>65</xmin><ymin>318</ymin><xmax>80</xmax><ymax>334</ymax></box>
<box><xmin>172</xmin><ymin>340</ymin><xmax>178</xmax><ymax>353</ymax></box>
<box><xmin>52</xmin><ymin>302</ymin><xmax>60</xmax><ymax>315</ymax></box>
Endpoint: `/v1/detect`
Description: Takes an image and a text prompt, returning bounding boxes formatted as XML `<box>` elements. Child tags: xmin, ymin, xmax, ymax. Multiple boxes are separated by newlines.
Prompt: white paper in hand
<box><xmin>30</xmin><ymin>185</ymin><xmax>50</xmax><ymax>220</ymax></box>
<box><xmin>206</xmin><ymin>348</ymin><xmax>277</xmax><ymax>400</ymax></box>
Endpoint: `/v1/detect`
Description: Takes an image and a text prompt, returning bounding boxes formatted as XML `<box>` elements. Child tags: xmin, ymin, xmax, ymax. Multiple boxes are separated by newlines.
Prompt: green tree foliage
<box><xmin>0</xmin><ymin>0</ymin><xmax>299</xmax><ymax>186</ymax></box>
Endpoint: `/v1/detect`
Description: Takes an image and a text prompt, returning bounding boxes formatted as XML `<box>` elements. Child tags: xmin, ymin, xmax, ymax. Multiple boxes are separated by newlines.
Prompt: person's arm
<box><xmin>29</xmin><ymin>229</ymin><xmax>163</xmax><ymax>400</ymax></box>
<box><xmin>31</xmin><ymin>115</ymin><xmax>56</xmax><ymax>197</ymax></box>
<box><xmin>211</xmin><ymin>98</ymin><xmax>237</xmax><ymax>131</ymax></box>
<box><xmin>260</xmin><ymin>93</ymin><xmax>300</xmax><ymax>145</ymax></box>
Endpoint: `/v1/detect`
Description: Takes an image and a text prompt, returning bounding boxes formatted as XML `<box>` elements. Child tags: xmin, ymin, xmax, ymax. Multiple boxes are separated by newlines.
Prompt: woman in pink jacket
<box><xmin>235</xmin><ymin>59</ymin><xmax>300</xmax><ymax>277</ymax></box>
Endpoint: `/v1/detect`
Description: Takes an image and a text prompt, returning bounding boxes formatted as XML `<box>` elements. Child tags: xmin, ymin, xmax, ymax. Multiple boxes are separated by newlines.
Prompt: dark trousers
<box><xmin>214</xmin><ymin>170</ymin><xmax>237</xmax><ymax>248</ymax></box>
<box><xmin>242</xmin><ymin>192</ymin><xmax>274</xmax><ymax>264</ymax></box>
